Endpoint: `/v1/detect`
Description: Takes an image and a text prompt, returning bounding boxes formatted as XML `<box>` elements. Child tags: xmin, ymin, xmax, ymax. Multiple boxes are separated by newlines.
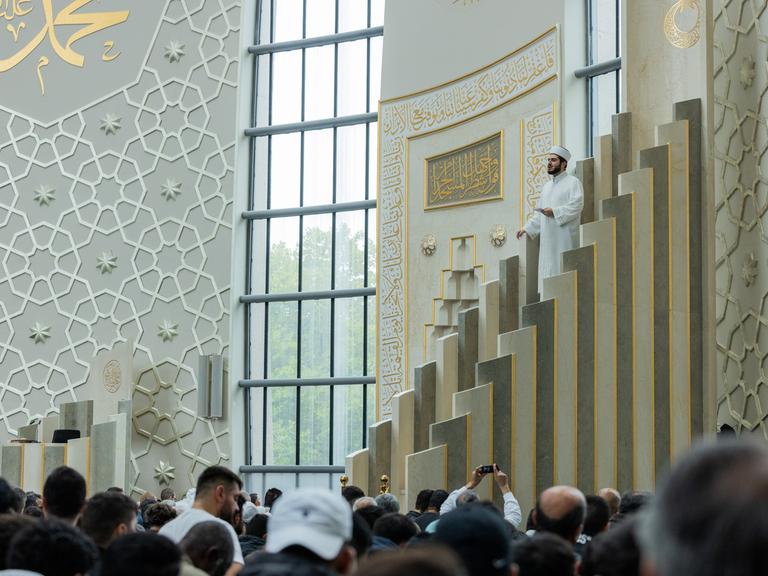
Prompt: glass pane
<box><xmin>298</xmin><ymin>473</ymin><xmax>334</xmax><ymax>489</ymax></box>
<box><xmin>592</xmin><ymin>72</ymin><xmax>618</xmax><ymax>139</ymax></box>
<box><xmin>303</xmin><ymin>129</ymin><xmax>334</xmax><ymax>206</ymax></box>
<box><xmin>270</xmin><ymin>133</ymin><xmax>301</xmax><ymax>209</ymax></box>
<box><xmin>337</xmin><ymin>124</ymin><xmax>367</xmax><ymax>202</ymax></box>
<box><xmin>272</xmin><ymin>50</ymin><xmax>303</xmax><ymax>126</ymax></box>
<box><xmin>366</xmin><ymin>296</ymin><xmax>375</xmax><ymax>376</ymax></box>
<box><xmin>337</xmin><ymin>40</ymin><xmax>368</xmax><ymax>117</ymax></box>
<box><xmin>366</xmin><ymin>383</ymin><xmax>376</xmax><ymax>428</ymax></box>
<box><xmin>369</xmin><ymin>36</ymin><xmax>383</xmax><ymax>111</ymax></box>
<box><xmin>334</xmin><ymin>298</ymin><xmax>364</xmax><ymax>376</ymax></box>
<box><xmin>370</xmin><ymin>0</ymin><xmax>386</xmax><ymax>27</ymax></box>
<box><xmin>267</xmin><ymin>302</ymin><xmax>298</xmax><ymax>378</ymax></box>
<box><xmin>305</xmin><ymin>45</ymin><xmax>335</xmax><ymax>121</ymax></box>
<box><xmin>274</xmin><ymin>0</ymin><xmax>303</xmax><ymax>42</ymax></box>
<box><xmin>336</xmin><ymin>210</ymin><xmax>365</xmax><ymax>289</ymax></box>
<box><xmin>267</xmin><ymin>387</ymin><xmax>297</xmax><ymax>465</ymax></box>
<box><xmin>306</xmin><ymin>0</ymin><xmax>336</xmax><ymax>37</ymax></box>
<box><xmin>268</xmin><ymin>216</ymin><xmax>299</xmax><ymax>292</ymax></box>
<box><xmin>591</xmin><ymin>0</ymin><xmax>618</xmax><ymax>63</ymax></box>
<box><xmin>300</xmin><ymin>299</ymin><xmax>331</xmax><ymax>378</ymax></box>
<box><xmin>255</xmin><ymin>56</ymin><xmax>272</xmax><ymax>127</ymax></box>
<box><xmin>367</xmin><ymin>209</ymin><xmax>376</xmax><ymax>285</ymax></box>
<box><xmin>302</xmin><ymin>214</ymin><xmax>332</xmax><ymax>291</ymax></box>
<box><xmin>299</xmin><ymin>387</ymin><xmax>330</xmax><ymax>464</ymax></box>
<box><xmin>368</xmin><ymin>122</ymin><xmax>377</xmax><ymax>199</ymax></box>
<box><xmin>252</xmin><ymin>137</ymin><xmax>270</xmax><ymax>211</ymax></box>
<box><xmin>338</xmin><ymin>0</ymin><xmax>367</xmax><ymax>33</ymax></box>
<box><xmin>333</xmin><ymin>385</ymin><xmax>365</xmax><ymax>463</ymax></box>
<box><xmin>248</xmin><ymin>387</ymin><xmax>265</xmax><ymax>465</ymax></box>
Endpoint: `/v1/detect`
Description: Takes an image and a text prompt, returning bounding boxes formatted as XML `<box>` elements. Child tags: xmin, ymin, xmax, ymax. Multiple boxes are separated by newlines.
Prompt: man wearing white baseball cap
<box><xmin>516</xmin><ymin>145</ymin><xmax>584</xmax><ymax>295</ymax></box>
<box><xmin>240</xmin><ymin>488</ymin><xmax>356</xmax><ymax>576</ymax></box>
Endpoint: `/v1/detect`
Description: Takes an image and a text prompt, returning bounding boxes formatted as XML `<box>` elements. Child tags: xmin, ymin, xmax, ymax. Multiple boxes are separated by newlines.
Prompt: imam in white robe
<box><xmin>523</xmin><ymin>171</ymin><xmax>584</xmax><ymax>294</ymax></box>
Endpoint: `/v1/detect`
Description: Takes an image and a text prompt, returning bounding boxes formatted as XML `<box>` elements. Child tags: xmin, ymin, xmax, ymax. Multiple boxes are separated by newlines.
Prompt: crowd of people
<box><xmin>0</xmin><ymin>437</ymin><xmax>765</xmax><ymax>575</ymax></box>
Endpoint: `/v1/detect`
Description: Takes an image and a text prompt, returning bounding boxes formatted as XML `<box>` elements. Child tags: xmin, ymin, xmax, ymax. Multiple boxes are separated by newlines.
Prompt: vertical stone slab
<box><xmin>524</xmin><ymin>236</ymin><xmax>539</xmax><ymax>304</ymax></box>
<box><xmin>90</xmin><ymin>420</ymin><xmax>117</xmax><ymax>494</ymax></box>
<box><xmin>42</xmin><ymin>444</ymin><xmax>67</xmax><ymax>486</ymax></box>
<box><xmin>41</xmin><ymin>415</ymin><xmax>59</xmax><ymax>444</ymax></box>
<box><xmin>479</xmin><ymin>281</ymin><xmax>500</xmax><ymax>362</ymax></box>
<box><xmin>22</xmin><ymin>443</ymin><xmax>44</xmax><ymax>493</ymax></box>
<box><xmin>405</xmin><ymin>446</ymin><xmax>447</xmax><ymax>512</ymax></box>
<box><xmin>368</xmin><ymin>419</ymin><xmax>392</xmax><ymax>497</ymax></box>
<box><xmin>674</xmin><ymin>99</ymin><xmax>703</xmax><ymax>439</ymax></box>
<box><xmin>499</xmin><ymin>256</ymin><xmax>520</xmax><ymax>334</ymax></box>
<box><xmin>563</xmin><ymin>245</ymin><xmax>597</xmax><ymax>493</ymax></box>
<box><xmin>476</xmin><ymin>354</ymin><xmax>515</xmax><ymax>509</ymax></box>
<box><xmin>413</xmin><ymin>362</ymin><xmax>436</xmax><ymax>453</ymax></box>
<box><xmin>602</xmin><ymin>193</ymin><xmax>635</xmax><ymax>491</ymax></box>
<box><xmin>639</xmin><ymin>145</ymin><xmax>671</xmax><ymax>477</ymax></box>
<box><xmin>522</xmin><ymin>299</ymin><xmax>556</xmax><ymax>496</ymax></box>
<box><xmin>498</xmin><ymin>328</ymin><xmax>536</xmax><ymax>514</ymax></box>
<box><xmin>59</xmin><ymin>400</ymin><xmax>94</xmax><ymax>438</ymax></box>
<box><xmin>18</xmin><ymin>424</ymin><xmax>39</xmax><ymax>441</ymax></box>
<box><xmin>66</xmin><ymin>437</ymin><xmax>91</xmax><ymax>495</ymax></box>
<box><xmin>619</xmin><ymin>169</ymin><xmax>655</xmax><ymax>490</ymax></box>
<box><xmin>612</xmin><ymin>112</ymin><xmax>633</xmax><ymax>195</ymax></box>
<box><xmin>453</xmin><ymin>383</ymin><xmax>493</xmax><ymax>501</ymax></box>
<box><xmin>458</xmin><ymin>307</ymin><xmax>479</xmax><ymax>392</ymax></box>
<box><xmin>542</xmin><ymin>271</ymin><xmax>578</xmax><ymax>487</ymax></box>
<box><xmin>430</xmin><ymin>414</ymin><xmax>470</xmax><ymax>490</ymax></box>
<box><xmin>86</xmin><ymin>341</ymin><xmax>133</xmax><ymax>424</ymax></box>
<box><xmin>391</xmin><ymin>390</ymin><xmax>415</xmax><ymax>498</ymax></box>
<box><xmin>1</xmin><ymin>445</ymin><xmax>23</xmax><ymax>487</ymax></box>
<box><xmin>345</xmin><ymin>448</ymin><xmax>369</xmax><ymax>490</ymax></box>
<box><xmin>577</xmin><ymin>158</ymin><xmax>595</xmax><ymax>224</ymax></box>
<box><xmin>657</xmin><ymin>121</ymin><xmax>692</xmax><ymax>462</ymax></box>
<box><xmin>436</xmin><ymin>334</ymin><xmax>459</xmax><ymax>422</ymax></box>
<box><xmin>582</xmin><ymin>218</ymin><xmax>618</xmax><ymax>490</ymax></box>
<box><xmin>594</xmin><ymin>134</ymin><xmax>613</xmax><ymax>219</ymax></box>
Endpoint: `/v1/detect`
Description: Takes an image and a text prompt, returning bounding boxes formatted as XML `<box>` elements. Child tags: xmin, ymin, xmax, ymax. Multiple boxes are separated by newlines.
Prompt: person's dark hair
<box><xmin>106</xmin><ymin>486</ymin><xmax>124</xmax><ymax>493</ymax></box>
<box><xmin>342</xmin><ymin>485</ymin><xmax>365</xmax><ymax>504</ymax></box>
<box><xmin>375</xmin><ymin>493</ymin><xmax>400</xmax><ymax>514</ymax></box>
<box><xmin>434</xmin><ymin>506</ymin><xmax>511</xmax><ymax>576</ymax></box>
<box><xmin>373</xmin><ymin>513</ymin><xmax>418</xmax><ymax>545</ymax></box>
<box><xmin>263</xmin><ymin>487</ymin><xmax>282</xmax><ymax>508</ymax></box>
<box><xmin>356</xmin><ymin>504</ymin><xmax>385</xmax><ymax>530</ymax></box>
<box><xmin>534</xmin><ymin>498</ymin><xmax>585</xmax><ymax>541</ymax></box>
<box><xmin>245</xmin><ymin>513</ymin><xmax>269</xmax><ymax>538</ymax></box>
<box><xmin>415</xmin><ymin>489</ymin><xmax>434</xmax><ymax>513</ymax></box>
<box><xmin>351</xmin><ymin>511</ymin><xmax>373</xmax><ymax>558</ymax></box>
<box><xmin>0</xmin><ymin>514</ymin><xmax>34</xmax><ymax>569</ymax></box>
<box><xmin>358</xmin><ymin>545</ymin><xmax>466</xmax><ymax>576</ymax></box>
<box><xmin>525</xmin><ymin>508</ymin><xmax>537</xmax><ymax>531</ymax></box>
<box><xmin>0</xmin><ymin>479</ymin><xmax>20</xmax><ymax>514</ymax></box>
<box><xmin>143</xmin><ymin>502</ymin><xmax>177</xmax><ymax>531</ymax></box>
<box><xmin>180</xmin><ymin>520</ymin><xmax>234</xmax><ymax>576</ymax></box>
<box><xmin>511</xmin><ymin>532</ymin><xmax>575</xmax><ymax>576</ymax></box>
<box><xmin>619</xmin><ymin>491</ymin><xmax>651</xmax><ymax>515</ymax></box>
<box><xmin>101</xmin><ymin>532</ymin><xmax>181</xmax><ymax>576</ymax></box>
<box><xmin>196</xmin><ymin>465</ymin><xmax>243</xmax><ymax>497</ymax></box>
<box><xmin>43</xmin><ymin>466</ymin><xmax>86</xmax><ymax>520</ymax></box>
<box><xmin>583</xmin><ymin>494</ymin><xmax>611</xmax><ymax>537</ymax></box>
<box><xmin>81</xmin><ymin>491</ymin><xmax>138</xmax><ymax>549</ymax></box>
<box><xmin>23</xmin><ymin>505</ymin><xmax>42</xmax><ymax>518</ymax></box>
<box><xmin>139</xmin><ymin>497</ymin><xmax>158</xmax><ymax>517</ymax></box>
<box><xmin>427</xmin><ymin>489</ymin><xmax>449</xmax><ymax>510</ymax></box>
<box><xmin>249</xmin><ymin>492</ymin><xmax>259</xmax><ymax>504</ymax></box>
<box><xmin>159</xmin><ymin>488</ymin><xmax>175</xmax><ymax>501</ymax></box>
<box><xmin>24</xmin><ymin>492</ymin><xmax>39</xmax><ymax>510</ymax></box>
<box><xmin>6</xmin><ymin>518</ymin><xmax>99</xmax><ymax>576</ymax></box>
<box><xmin>581</xmin><ymin>516</ymin><xmax>641</xmax><ymax>576</ymax></box>
<box><xmin>11</xmin><ymin>487</ymin><xmax>24</xmax><ymax>513</ymax></box>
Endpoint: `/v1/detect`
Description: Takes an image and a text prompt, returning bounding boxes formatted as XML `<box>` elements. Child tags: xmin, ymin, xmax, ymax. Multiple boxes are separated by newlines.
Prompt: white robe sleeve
<box><xmin>552</xmin><ymin>177</ymin><xmax>584</xmax><ymax>227</ymax></box>
<box><xmin>524</xmin><ymin>195</ymin><xmax>544</xmax><ymax>238</ymax></box>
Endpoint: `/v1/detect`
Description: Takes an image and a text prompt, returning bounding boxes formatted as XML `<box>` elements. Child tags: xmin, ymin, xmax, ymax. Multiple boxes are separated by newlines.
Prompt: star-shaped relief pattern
<box><xmin>99</xmin><ymin>114</ymin><xmax>122</xmax><ymax>135</ymax></box>
<box><xmin>742</xmin><ymin>253</ymin><xmax>759</xmax><ymax>286</ymax></box>
<box><xmin>739</xmin><ymin>56</ymin><xmax>756</xmax><ymax>88</ymax></box>
<box><xmin>153</xmin><ymin>460</ymin><xmax>176</xmax><ymax>485</ymax></box>
<box><xmin>157</xmin><ymin>320</ymin><xmax>179</xmax><ymax>342</ymax></box>
<box><xmin>29</xmin><ymin>322</ymin><xmax>51</xmax><ymax>344</ymax></box>
<box><xmin>164</xmin><ymin>41</ymin><xmax>186</xmax><ymax>64</ymax></box>
<box><xmin>160</xmin><ymin>178</ymin><xmax>182</xmax><ymax>201</ymax></box>
<box><xmin>96</xmin><ymin>252</ymin><xmax>118</xmax><ymax>274</ymax></box>
<box><xmin>33</xmin><ymin>185</ymin><xmax>55</xmax><ymax>206</ymax></box>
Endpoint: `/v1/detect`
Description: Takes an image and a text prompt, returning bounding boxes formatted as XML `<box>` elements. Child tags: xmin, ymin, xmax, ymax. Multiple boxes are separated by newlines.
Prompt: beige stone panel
<box><xmin>619</xmin><ymin>168</ymin><xmax>655</xmax><ymax>490</ymax></box>
<box><xmin>498</xmin><ymin>327</ymin><xmax>537</xmax><ymax>514</ymax></box>
<box><xmin>657</xmin><ymin>121</ymin><xmax>692</xmax><ymax>461</ymax></box>
<box><xmin>345</xmin><ymin>449</ymin><xmax>370</xmax><ymax>490</ymax></box>
<box><xmin>405</xmin><ymin>446</ymin><xmax>447</xmax><ymax>513</ymax></box>
<box><xmin>581</xmin><ymin>219</ymin><xmax>617</xmax><ymax>489</ymax></box>
<box><xmin>594</xmin><ymin>134</ymin><xmax>613</xmax><ymax>219</ymax></box>
<box><xmin>436</xmin><ymin>333</ymin><xmax>459</xmax><ymax>422</ymax></box>
<box><xmin>453</xmin><ymin>383</ymin><xmax>494</xmax><ymax>500</ymax></box>
<box><xmin>542</xmin><ymin>271</ymin><xmax>578</xmax><ymax>487</ymax></box>
<box><xmin>479</xmin><ymin>280</ymin><xmax>500</xmax><ymax>362</ymax></box>
<box><xmin>391</xmin><ymin>390</ymin><xmax>415</xmax><ymax>499</ymax></box>
<box><xmin>22</xmin><ymin>443</ymin><xmax>44</xmax><ymax>493</ymax></box>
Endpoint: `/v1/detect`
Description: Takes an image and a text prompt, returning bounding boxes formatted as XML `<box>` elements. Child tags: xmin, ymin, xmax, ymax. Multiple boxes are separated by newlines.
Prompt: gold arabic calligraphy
<box><xmin>426</xmin><ymin>132</ymin><xmax>502</xmax><ymax>210</ymax></box>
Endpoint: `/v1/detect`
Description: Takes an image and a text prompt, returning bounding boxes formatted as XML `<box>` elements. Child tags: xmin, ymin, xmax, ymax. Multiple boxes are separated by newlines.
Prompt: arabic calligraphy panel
<box><xmin>425</xmin><ymin>132</ymin><xmax>503</xmax><ymax>210</ymax></box>
<box><xmin>520</xmin><ymin>104</ymin><xmax>555</xmax><ymax>226</ymax></box>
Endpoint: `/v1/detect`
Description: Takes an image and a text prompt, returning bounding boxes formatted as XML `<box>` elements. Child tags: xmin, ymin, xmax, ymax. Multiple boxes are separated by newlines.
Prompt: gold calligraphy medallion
<box><xmin>664</xmin><ymin>0</ymin><xmax>700</xmax><ymax>49</ymax></box>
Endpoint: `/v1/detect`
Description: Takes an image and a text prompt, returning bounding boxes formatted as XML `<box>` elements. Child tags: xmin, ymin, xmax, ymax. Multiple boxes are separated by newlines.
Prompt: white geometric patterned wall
<box><xmin>714</xmin><ymin>0</ymin><xmax>768</xmax><ymax>438</ymax></box>
<box><xmin>0</xmin><ymin>0</ymin><xmax>241</xmax><ymax>492</ymax></box>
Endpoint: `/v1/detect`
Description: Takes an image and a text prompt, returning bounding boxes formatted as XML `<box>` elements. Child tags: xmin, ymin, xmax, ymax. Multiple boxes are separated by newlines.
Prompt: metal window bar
<box><xmin>574</xmin><ymin>57</ymin><xmax>622</xmax><ymax>79</ymax></box>
<box><xmin>248</xmin><ymin>26</ymin><xmax>383</xmax><ymax>55</ymax></box>
<box><xmin>240</xmin><ymin>376</ymin><xmax>376</xmax><ymax>388</ymax></box>
<box><xmin>242</xmin><ymin>199</ymin><xmax>376</xmax><ymax>220</ymax></box>
<box><xmin>245</xmin><ymin>112</ymin><xmax>378</xmax><ymax>137</ymax></box>
<box><xmin>241</xmin><ymin>287</ymin><xmax>375</xmax><ymax>304</ymax></box>
<box><xmin>239</xmin><ymin>465</ymin><xmax>345</xmax><ymax>474</ymax></box>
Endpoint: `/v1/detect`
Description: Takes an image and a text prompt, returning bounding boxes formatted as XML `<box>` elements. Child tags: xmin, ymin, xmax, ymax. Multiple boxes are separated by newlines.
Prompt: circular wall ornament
<box><xmin>103</xmin><ymin>360</ymin><xmax>122</xmax><ymax>393</ymax></box>
<box><xmin>490</xmin><ymin>225</ymin><xmax>507</xmax><ymax>248</ymax></box>
<box><xmin>664</xmin><ymin>0</ymin><xmax>701</xmax><ymax>49</ymax></box>
<box><xmin>421</xmin><ymin>234</ymin><xmax>437</xmax><ymax>257</ymax></box>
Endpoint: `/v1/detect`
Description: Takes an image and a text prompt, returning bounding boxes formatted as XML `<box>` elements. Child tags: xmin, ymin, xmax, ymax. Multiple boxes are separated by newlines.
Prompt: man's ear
<box><xmin>214</xmin><ymin>484</ymin><xmax>225</xmax><ymax>501</ymax></box>
<box><xmin>331</xmin><ymin>544</ymin><xmax>357</xmax><ymax>575</ymax></box>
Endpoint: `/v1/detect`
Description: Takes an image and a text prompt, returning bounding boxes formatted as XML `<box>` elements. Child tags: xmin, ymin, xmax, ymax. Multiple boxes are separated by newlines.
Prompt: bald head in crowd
<box><xmin>598</xmin><ymin>487</ymin><xmax>621</xmax><ymax>517</ymax></box>
<box><xmin>534</xmin><ymin>485</ymin><xmax>586</xmax><ymax>544</ymax></box>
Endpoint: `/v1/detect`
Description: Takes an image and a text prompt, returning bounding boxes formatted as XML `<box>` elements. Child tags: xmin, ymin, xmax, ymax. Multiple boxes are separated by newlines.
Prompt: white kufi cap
<box><xmin>549</xmin><ymin>145</ymin><xmax>571</xmax><ymax>162</ymax></box>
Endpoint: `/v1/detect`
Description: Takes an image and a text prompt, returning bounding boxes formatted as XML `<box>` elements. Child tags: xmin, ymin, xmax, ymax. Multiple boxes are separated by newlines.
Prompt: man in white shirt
<box><xmin>439</xmin><ymin>464</ymin><xmax>522</xmax><ymax>528</ymax></box>
<box><xmin>160</xmin><ymin>465</ymin><xmax>244</xmax><ymax>574</ymax></box>
<box><xmin>517</xmin><ymin>145</ymin><xmax>584</xmax><ymax>294</ymax></box>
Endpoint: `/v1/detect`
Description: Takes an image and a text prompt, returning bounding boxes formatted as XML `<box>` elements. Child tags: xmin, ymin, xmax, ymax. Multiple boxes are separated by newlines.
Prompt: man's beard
<box><xmin>548</xmin><ymin>166</ymin><xmax>561</xmax><ymax>175</ymax></box>
<box><xmin>218</xmin><ymin>508</ymin><xmax>235</xmax><ymax>526</ymax></box>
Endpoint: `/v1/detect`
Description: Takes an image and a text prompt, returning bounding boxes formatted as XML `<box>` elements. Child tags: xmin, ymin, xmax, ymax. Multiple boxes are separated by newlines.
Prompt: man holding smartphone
<box><xmin>438</xmin><ymin>464</ymin><xmax>522</xmax><ymax>528</ymax></box>
<box><xmin>516</xmin><ymin>145</ymin><xmax>584</xmax><ymax>295</ymax></box>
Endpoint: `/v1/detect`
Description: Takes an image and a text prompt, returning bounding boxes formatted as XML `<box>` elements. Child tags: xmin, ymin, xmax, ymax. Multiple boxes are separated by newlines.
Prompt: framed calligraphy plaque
<box><xmin>424</xmin><ymin>132</ymin><xmax>503</xmax><ymax>210</ymax></box>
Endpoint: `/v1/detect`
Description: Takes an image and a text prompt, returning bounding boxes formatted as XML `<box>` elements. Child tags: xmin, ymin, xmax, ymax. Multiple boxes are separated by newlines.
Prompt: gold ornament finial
<box><xmin>379</xmin><ymin>475</ymin><xmax>390</xmax><ymax>494</ymax></box>
<box><xmin>340</xmin><ymin>475</ymin><xmax>349</xmax><ymax>489</ymax></box>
